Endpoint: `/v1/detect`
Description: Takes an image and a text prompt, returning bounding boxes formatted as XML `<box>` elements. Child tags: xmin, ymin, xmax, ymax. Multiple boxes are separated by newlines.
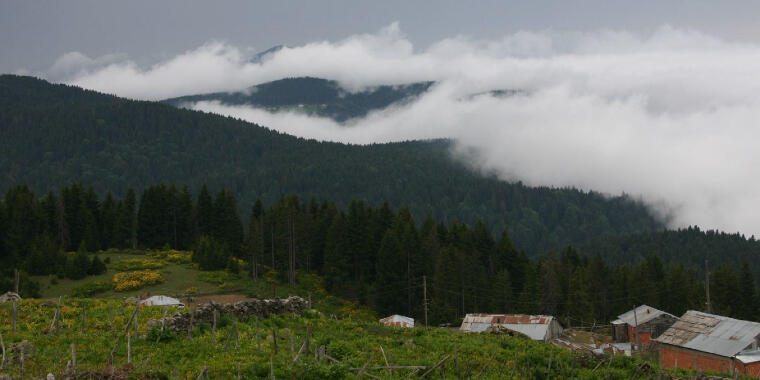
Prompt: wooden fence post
<box><xmin>255</xmin><ymin>316</ymin><xmax>261</xmax><ymax>352</ymax></box>
<box><xmin>272</xmin><ymin>328</ymin><xmax>278</xmax><ymax>355</ymax></box>
<box><xmin>11</xmin><ymin>300</ymin><xmax>17</xmax><ymax>333</ymax></box>
<box><xmin>270</xmin><ymin>357</ymin><xmax>275</xmax><ymax>380</ymax></box>
<box><xmin>71</xmin><ymin>343</ymin><xmax>77</xmax><ymax>371</ymax></box>
<box><xmin>127</xmin><ymin>333</ymin><xmax>132</xmax><ymax>364</ymax></box>
<box><xmin>14</xmin><ymin>269</ymin><xmax>19</xmax><ymax>294</ymax></box>
<box><xmin>19</xmin><ymin>348</ymin><xmax>25</xmax><ymax>380</ymax></box>
<box><xmin>0</xmin><ymin>330</ymin><xmax>5</xmax><ymax>370</ymax></box>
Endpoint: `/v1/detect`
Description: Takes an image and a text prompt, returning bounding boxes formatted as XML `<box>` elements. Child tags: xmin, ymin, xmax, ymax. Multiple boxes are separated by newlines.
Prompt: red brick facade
<box><xmin>627</xmin><ymin>326</ymin><xmax>652</xmax><ymax>346</ymax></box>
<box><xmin>735</xmin><ymin>361</ymin><xmax>760</xmax><ymax>377</ymax></box>
<box><xmin>660</xmin><ymin>345</ymin><xmax>760</xmax><ymax>378</ymax></box>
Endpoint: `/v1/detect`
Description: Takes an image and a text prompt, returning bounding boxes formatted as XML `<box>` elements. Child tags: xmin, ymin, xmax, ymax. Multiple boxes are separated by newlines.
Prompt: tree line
<box><xmin>1</xmin><ymin>183</ymin><xmax>758</xmax><ymax>325</ymax></box>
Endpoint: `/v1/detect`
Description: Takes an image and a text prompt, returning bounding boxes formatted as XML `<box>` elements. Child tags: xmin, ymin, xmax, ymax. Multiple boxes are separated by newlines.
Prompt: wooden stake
<box><xmin>188</xmin><ymin>308</ymin><xmax>194</xmax><ymax>340</ymax></box>
<box><xmin>356</xmin><ymin>354</ymin><xmax>375</xmax><ymax>378</ymax></box>
<box><xmin>134</xmin><ymin>300</ymin><xmax>140</xmax><ymax>334</ymax></box>
<box><xmin>255</xmin><ymin>316</ymin><xmax>261</xmax><ymax>352</ymax></box>
<box><xmin>270</xmin><ymin>357</ymin><xmax>275</xmax><ymax>380</ymax></box>
<box><xmin>14</xmin><ymin>268</ymin><xmax>19</xmax><ymax>294</ymax></box>
<box><xmin>19</xmin><ymin>349</ymin><xmax>24</xmax><ymax>380</ymax></box>
<box><xmin>379</xmin><ymin>345</ymin><xmax>391</xmax><ymax>377</ymax></box>
<box><xmin>11</xmin><ymin>300</ymin><xmax>17</xmax><ymax>333</ymax></box>
<box><xmin>237</xmin><ymin>363</ymin><xmax>241</xmax><ymax>380</ymax></box>
<box><xmin>234</xmin><ymin>321</ymin><xmax>240</xmax><ymax>349</ymax></box>
<box><xmin>287</xmin><ymin>329</ymin><xmax>294</xmax><ymax>356</ymax></box>
<box><xmin>196</xmin><ymin>366</ymin><xmax>208</xmax><ymax>380</ymax></box>
<box><xmin>421</xmin><ymin>355</ymin><xmax>451</xmax><ymax>378</ymax></box>
<box><xmin>70</xmin><ymin>343</ymin><xmax>77</xmax><ymax>370</ymax></box>
<box><xmin>127</xmin><ymin>333</ymin><xmax>132</xmax><ymax>364</ymax></box>
<box><xmin>0</xmin><ymin>330</ymin><xmax>5</xmax><ymax>370</ymax></box>
<box><xmin>291</xmin><ymin>327</ymin><xmax>311</xmax><ymax>364</ymax></box>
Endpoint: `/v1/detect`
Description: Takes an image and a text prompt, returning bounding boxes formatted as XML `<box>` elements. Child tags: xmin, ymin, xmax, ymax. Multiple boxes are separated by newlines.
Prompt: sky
<box><xmin>4</xmin><ymin>0</ymin><xmax>760</xmax><ymax>74</ymax></box>
<box><xmin>3</xmin><ymin>1</ymin><xmax>760</xmax><ymax>237</ymax></box>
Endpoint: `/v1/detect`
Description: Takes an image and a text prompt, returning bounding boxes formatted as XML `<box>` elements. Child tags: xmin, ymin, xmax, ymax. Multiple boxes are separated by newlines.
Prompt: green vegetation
<box><xmin>165</xmin><ymin>77</ymin><xmax>434</xmax><ymax>122</ymax></box>
<box><xmin>2</xmin><ymin>182</ymin><xmax>760</xmax><ymax>325</ymax></box>
<box><xmin>0</xmin><ymin>298</ymin><xmax>680</xmax><ymax>379</ymax></box>
<box><xmin>0</xmin><ymin>75</ymin><xmax>662</xmax><ymax>256</ymax></box>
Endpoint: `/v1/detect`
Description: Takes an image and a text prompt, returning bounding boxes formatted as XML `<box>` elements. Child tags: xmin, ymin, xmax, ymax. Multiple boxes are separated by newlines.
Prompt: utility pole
<box><xmin>423</xmin><ymin>276</ymin><xmax>428</xmax><ymax>329</ymax></box>
<box><xmin>632</xmin><ymin>305</ymin><xmax>640</xmax><ymax>351</ymax></box>
<box><xmin>705</xmin><ymin>260</ymin><xmax>712</xmax><ymax>314</ymax></box>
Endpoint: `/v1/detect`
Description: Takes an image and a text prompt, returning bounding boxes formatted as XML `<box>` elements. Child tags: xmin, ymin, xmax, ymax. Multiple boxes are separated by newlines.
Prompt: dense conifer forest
<box><xmin>0</xmin><ymin>75</ymin><xmax>661</xmax><ymax>254</ymax></box>
<box><xmin>1</xmin><ymin>184</ymin><xmax>758</xmax><ymax>326</ymax></box>
<box><xmin>164</xmin><ymin>77</ymin><xmax>434</xmax><ymax>122</ymax></box>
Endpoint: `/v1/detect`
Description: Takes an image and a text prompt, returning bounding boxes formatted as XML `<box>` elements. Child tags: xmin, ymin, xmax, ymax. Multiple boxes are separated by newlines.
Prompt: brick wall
<box><xmin>735</xmin><ymin>361</ymin><xmax>760</xmax><ymax>377</ymax></box>
<box><xmin>660</xmin><ymin>346</ymin><xmax>734</xmax><ymax>376</ymax></box>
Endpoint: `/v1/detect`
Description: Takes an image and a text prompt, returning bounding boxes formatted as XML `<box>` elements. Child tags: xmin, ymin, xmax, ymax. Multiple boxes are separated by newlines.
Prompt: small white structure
<box><xmin>380</xmin><ymin>314</ymin><xmax>414</xmax><ymax>328</ymax></box>
<box><xmin>139</xmin><ymin>295</ymin><xmax>184</xmax><ymax>307</ymax></box>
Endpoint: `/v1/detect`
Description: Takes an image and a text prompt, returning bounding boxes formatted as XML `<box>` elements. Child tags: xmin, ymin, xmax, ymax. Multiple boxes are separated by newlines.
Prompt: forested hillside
<box><xmin>0</xmin><ymin>75</ymin><xmax>662</xmax><ymax>254</ymax></box>
<box><xmin>2</xmin><ymin>184</ymin><xmax>758</xmax><ymax>325</ymax></box>
<box><xmin>165</xmin><ymin>76</ymin><xmax>434</xmax><ymax>122</ymax></box>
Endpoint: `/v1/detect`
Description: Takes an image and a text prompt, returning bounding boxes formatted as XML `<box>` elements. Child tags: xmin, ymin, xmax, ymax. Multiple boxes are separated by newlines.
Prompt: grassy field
<box><xmin>5</xmin><ymin>249</ymin><xmax>745</xmax><ymax>379</ymax></box>
<box><xmin>0</xmin><ymin>298</ymin><xmax>680</xmax><ymax>379</ymax></box>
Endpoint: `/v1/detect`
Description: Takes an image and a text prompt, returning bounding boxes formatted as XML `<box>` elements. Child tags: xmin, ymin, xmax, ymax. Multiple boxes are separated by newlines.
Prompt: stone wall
<box><xmin>147</xmin><ymin>296</ymin><xmax>308</xmax><ymax>333</ymax></box>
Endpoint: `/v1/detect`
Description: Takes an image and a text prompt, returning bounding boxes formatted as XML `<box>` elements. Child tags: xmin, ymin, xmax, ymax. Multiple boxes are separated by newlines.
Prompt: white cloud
<box><xmin>47</xmin><ymin>24</ymin><xmax>760</xmax><ymax>237</ymax></box>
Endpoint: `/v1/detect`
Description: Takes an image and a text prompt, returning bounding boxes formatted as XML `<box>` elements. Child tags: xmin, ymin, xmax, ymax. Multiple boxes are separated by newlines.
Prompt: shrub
<box><xmin>112</xmin><ymin>270</ymin><xmax>164</xmax><ymax>291</ymax></box>
<box><xmin>112</xmin><ymin>258</ymin><xmax>167</xmax><ymax>271</ymax></box>
<box><xmin>72</xmin><ymin>280</ymin><xmax>111</xmax><ymax>297</ymax></box>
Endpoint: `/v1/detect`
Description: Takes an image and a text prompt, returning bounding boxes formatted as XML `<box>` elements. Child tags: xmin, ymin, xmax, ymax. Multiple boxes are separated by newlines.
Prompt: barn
<box><xmin>655</xmin><ymin>310</ymin><xmax>760</xmax><ymax>377</ymax></box>
<box><xmin>459</xmin><ymin>313</ymin><xmax>564</xmax><ymax>342</ymax></box>
<box><xmin>611</xmin><ymin>305</ymin><xmax>677</xmax><ymax>347</ymax></box>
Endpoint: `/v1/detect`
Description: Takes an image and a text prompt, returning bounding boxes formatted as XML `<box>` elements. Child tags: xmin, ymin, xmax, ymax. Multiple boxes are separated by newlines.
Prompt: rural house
<box><xmin>380</xmin><ymin>314</ymin><xmax>414</xmax><ymax>328</ymax></box>
<box><xmin>611</xmin><ymin>305</ymin><xmax>677</xmax><ymax>346</ymax></box>
<box><xmin>460</xmin><ymin>314</ymin><xmax>564</xmax><ymax>342</ymax></box>
<box><xmin>655</xmin><ymin>310</ymin><xmax>760</xmax><ymax>377</ymax></box>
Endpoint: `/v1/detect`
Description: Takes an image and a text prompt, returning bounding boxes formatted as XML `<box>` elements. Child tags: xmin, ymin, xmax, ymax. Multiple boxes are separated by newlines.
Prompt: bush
<box><xmin>72</xmin><ymin>280</ymin><xmax>111</xmax><ymax>297</ymax></box>
<box><xmin>112</xmin><ymin>270</ymin><xmax>164</xmax><ymax>291</ymax></box>
<box><xmin>112</xmin><ymin>258</ymin><xmax>167</xmax><ymax>271</ymax></box>
<box><xmin>147</xmin><ymin>326</ymin><xmax>177</xmax><ymax>343</ymax></box>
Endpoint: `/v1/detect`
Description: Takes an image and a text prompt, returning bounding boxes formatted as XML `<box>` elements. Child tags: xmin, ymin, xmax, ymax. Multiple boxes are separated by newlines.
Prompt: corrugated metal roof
<box><xmin>655</xmin><ymin>310</ymin><xmax>760</xmax><ymax>357</ymax></box>
<box><xmin>379</xmin><ymin>314</ymin><xmax>414</xmax><ymax>327</ymax></box>
<box><xmin>139</xmin><ymin>295</ymin><xmax>184</xmax><ymax>306</ymax></box>
<box><xmin>614</xmin><ymin>305</ymin><xmax>675</xmax><ymax>327</ymax></box>
<box><xmin>736</xmin><ymin>349</ymin><xmax>760</xmax><ymax>364</ymax></box>
<box><xmin>459</xmin><ymin>313</ymin><xmax>556</xmax><ymax>340</ymax></box>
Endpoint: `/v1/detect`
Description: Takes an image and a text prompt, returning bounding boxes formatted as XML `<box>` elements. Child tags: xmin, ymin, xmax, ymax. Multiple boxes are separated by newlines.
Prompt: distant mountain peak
<box><xmin>250</xmin><ymin>45</ymin><xmax>285</xmax><ymax>63</ymax></box>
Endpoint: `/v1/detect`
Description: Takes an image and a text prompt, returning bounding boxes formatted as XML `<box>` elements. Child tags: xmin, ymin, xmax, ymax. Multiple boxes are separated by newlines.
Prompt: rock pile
<box><xmin>147</xmin><ymin>296</ymin><xmax>308</xmax><ymax>333</ymax></box>
<box><xmin>0</xmin><ymin>291</ymin><xmax>20</xmax><ymax>303</ymax></box>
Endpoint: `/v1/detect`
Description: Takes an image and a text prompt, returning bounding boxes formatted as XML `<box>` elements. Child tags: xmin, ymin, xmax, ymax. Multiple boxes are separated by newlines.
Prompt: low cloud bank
<box><xmin>47</xmin><ymin>24</ymin><xmax>760</xmax><ymax>237</ymax></box>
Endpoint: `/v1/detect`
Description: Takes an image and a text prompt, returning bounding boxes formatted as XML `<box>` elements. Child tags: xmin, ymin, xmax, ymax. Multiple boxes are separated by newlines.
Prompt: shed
<box><xmin>611</xmin><ymin>305</ymin><xmax>677</xmax><ymax>346</ymax></box>
<box><xmin>460</xmin><ymin>314</ymin><xmax>564</xmax><ymax>341</ymax></box>
<box><xmin>655</xmin><ymin>310</ymin><xmax>760</xmax><ymax>377</ymax></box>
<box><xmin>139</xmin><ymin>295</ymin><xmax>184</xmax><ymax>307</ymax></box>
<box><xmin>380</xmin><ymin>314</ymin><xmax>414</xmax><ymax>328</ymax></box>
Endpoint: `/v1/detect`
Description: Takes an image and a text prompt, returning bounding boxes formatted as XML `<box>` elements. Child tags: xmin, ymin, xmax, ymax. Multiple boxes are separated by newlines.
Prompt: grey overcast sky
<box><xmin>2</xmin><ymin>0</ymin><xmax>760</xmax><ymax>74</ymax></box>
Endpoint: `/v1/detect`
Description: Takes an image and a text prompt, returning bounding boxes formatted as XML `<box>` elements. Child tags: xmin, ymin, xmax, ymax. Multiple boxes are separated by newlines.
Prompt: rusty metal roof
<box><xmin>460</xmin><ymin>313</ymin><xmax>558</xmax><ymax>340</ymax></box>
<box><xmin>611</xmin><ymin>305</ymin><xmax>675</xmax><ymax>327</ymax></box>
<box><xmin>654</xmin><ymin>310</ymin><xmax>760</xmax><ymax>357</ymax></box>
